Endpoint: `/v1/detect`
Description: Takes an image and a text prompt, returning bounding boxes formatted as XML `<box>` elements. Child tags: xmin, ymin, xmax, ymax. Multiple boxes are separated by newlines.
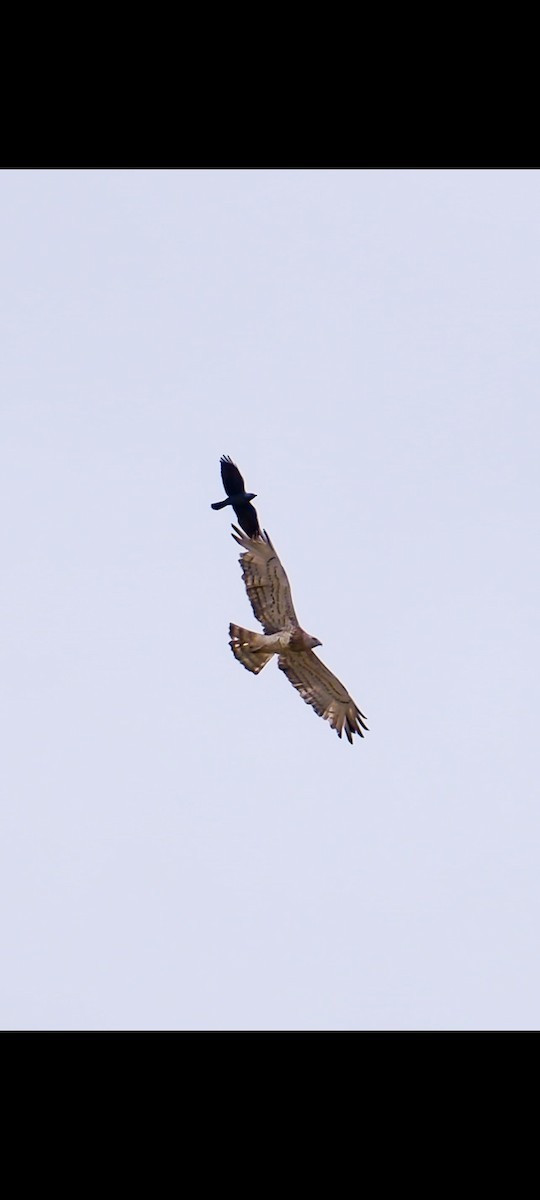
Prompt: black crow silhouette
<box><xmin>211</xmin><ymin>455</ymin><xmax>261</xmax><ymax>538</ymax></box>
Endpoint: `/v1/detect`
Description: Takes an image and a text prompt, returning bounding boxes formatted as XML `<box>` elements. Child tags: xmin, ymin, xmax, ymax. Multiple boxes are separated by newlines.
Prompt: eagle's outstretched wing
<box><xmin>231</xmin><ymin>525</ymin><xmax>299</xmax><ymax>633</ymax></box>
<box><xmin>278</xmin><ymin>651</ymin><xmax>368</xmax><ymax>743</ymax></box>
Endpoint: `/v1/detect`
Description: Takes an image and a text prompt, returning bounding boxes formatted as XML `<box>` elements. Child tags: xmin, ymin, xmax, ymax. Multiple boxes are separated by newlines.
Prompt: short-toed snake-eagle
<box><xmin>229</xmin><ymin>525</ymin><xmax>368</xmax><ymax>743</ymax></box>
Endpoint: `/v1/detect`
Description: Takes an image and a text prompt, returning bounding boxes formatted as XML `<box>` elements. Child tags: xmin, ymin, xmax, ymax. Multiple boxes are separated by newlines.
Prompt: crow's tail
<box><xmin>211</xmin><ymin>498</ymin><xmax>231</xmax><ymax>510</ymax></box>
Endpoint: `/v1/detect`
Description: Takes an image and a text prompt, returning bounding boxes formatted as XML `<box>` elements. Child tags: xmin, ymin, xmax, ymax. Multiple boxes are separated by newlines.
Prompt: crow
<box><xmin>211</xmin><ymin>455</ymin><xmax>261</xmax><ymax>538</ymax></box>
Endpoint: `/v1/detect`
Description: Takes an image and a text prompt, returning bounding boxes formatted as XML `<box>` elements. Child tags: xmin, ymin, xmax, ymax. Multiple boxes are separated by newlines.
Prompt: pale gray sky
<box><xmin>1</xmin><ymin>169</ymin><xmax>538</xmax><ymax>1029</ymax></box>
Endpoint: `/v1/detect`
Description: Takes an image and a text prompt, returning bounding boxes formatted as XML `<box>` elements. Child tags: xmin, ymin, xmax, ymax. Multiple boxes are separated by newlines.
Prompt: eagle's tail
<box><xmin>229</xmin><ymin>624</ymin><xmax>274</xmax><ymax>674</ymax></box>
<box><xmin>211</xmin><ymin>498</ymin><xmax>231</xmax><ymax>510</ymax></box>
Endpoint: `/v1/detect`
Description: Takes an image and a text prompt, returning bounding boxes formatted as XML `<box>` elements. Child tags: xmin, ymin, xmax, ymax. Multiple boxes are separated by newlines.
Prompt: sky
<box><xmin>1</xmin><ymin>168</ymin><xmax>538</xmax><ymax>1030</ymax></box>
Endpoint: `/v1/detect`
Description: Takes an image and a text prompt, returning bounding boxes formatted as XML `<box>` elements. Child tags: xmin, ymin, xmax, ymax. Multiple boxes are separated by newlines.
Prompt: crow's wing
<box><xmin>220</xmin><ymin>455</ymin><xmax>245</xmax><ymax>497</ymax></box>
<box><xmin>233</xmin><ymin>500</ymin><xmax>261</xmax><ymax>539</ymax></box>
<box><xmin>231</xmin><ymin>525</ymin><xmax>299</xmax><ymax>633</ymax></box>
<box><xmin>278</xmin><ymin>651</ymin><xmax>368</xmax><ymax>743</ymax></box>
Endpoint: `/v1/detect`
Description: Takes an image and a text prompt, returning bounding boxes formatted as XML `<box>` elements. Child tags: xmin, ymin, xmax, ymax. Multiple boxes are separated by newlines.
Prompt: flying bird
<box><xmin>211</xmin><ymin>455</ymin><xmax>261</xmax><ymax>539</ymax></box>
<box><xmin>229</xmin><ymin>525</ymin><xmax>368</xmax><ymax>743</ymax></box>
